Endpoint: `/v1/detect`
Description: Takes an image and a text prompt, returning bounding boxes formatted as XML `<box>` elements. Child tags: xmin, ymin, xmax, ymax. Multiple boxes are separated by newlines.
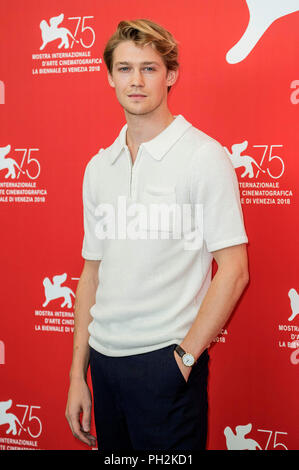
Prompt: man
<box><xmin>65</xmin><ymin>19</ymin><xmax>249</xmax><ymax>451</ymax></box>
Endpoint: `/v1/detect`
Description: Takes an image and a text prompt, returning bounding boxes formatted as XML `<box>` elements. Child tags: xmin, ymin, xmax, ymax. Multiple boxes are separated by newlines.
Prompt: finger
<box><xmin>79</xmin><ymin>427</ymin><xmax>97</xmax><ymax>445</ymax></box>
<box><xmin>82</xmin><ymin>405</ymin><xmax>91</xmax><ymax>432</ymax></box>
<box><xmin>71</xmin><ymin>412</ymin><xmax>94</xmax><ymax>446</ymax></box>
<box><xmin>81</xmin><ymin>405</ymin><xmax>97</xmax><ymax>445</ymax></box>
<box><xmin>66</xmin><ymin>407</ymin><xmax>96</xmax><ymax>446</ymax></box>
<box><xmin>65</xmin><ymin>411</ymin><xmax>75</xmax><ymax>435</ymax></box>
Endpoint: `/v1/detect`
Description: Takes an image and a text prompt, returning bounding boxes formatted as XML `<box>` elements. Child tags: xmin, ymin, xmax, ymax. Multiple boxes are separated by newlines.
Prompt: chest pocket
<box><xmin>139</xmin><ymin>184</ymin><xmax>178</xmax><ymax>233</ymax></box>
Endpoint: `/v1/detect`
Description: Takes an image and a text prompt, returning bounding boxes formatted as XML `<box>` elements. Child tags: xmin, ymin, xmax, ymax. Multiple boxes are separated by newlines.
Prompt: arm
<box><xmin>175</xmin><ymin>243</ymin><xmax>249</xmax><ymax>380</ymax></box>
<box><xmin>65</xmin><ymin>259</ymin><xmax>100</xmax><ymax>447</ymax></box>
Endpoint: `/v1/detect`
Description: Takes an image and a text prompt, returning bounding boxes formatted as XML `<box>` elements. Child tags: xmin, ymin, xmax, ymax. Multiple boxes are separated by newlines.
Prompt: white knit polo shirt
<box><xmin>81</xmin><ymin>115</ymin><xmax>248</xmax><ymax>356</ymax></box>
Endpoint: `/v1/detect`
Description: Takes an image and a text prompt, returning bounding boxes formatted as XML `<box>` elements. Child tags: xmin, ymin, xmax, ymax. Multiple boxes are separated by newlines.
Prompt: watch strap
<box><xmin>174</xmin><ymin>344</ymin><xmax>186</xmax><ymax>358</ymax></box>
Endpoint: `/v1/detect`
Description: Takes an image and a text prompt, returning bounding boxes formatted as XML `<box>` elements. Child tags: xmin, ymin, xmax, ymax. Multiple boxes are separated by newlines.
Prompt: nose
<box><xmin>129</xmin><ymin>68</ymin><xmax>145</xmax><ymax>88</ymax></box>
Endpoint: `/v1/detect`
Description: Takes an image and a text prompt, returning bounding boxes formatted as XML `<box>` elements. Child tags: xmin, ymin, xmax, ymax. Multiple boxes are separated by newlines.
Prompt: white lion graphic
<box><xmin>40</xmin><ymin>13</ymin><xmax>79</xmax><ymax>50</ymax></box>
<box><xmin>223</xmin><ymin>141</ymin><xmax>265</xmax><ymax>178</ymax></box>
<box><xmin>288</xmin><ymin>288</ymin><xmax>299</xmax><ymax>322</ymax></box>
<box><xmin>0</xmin><ymin>144</ymin><xmax>26</xmax><ymax>179</ymax></box>
<box><xmin>224</xmin><ymin>423</ymin><xmax>262</xmax><ymax>450</ymax></box>
<box><xmin>227</xmin><ymin>0</ymin><xmax>299</xmax><ymax>64</ymax></box>
<box><xmin>42</xmin><ymin>273</ymin><xmax>75</xmax><ymax>308</ymax></box>
<box><xmin>0</xmin><ymin>400</ymin><xmax>25</xmax><ymax>435</ymax></box>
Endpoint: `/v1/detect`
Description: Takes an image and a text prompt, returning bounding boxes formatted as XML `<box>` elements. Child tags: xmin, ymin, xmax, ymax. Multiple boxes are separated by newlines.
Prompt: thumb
<box><xmin>82</xmin><ymin>406</ymin><xmax>91</xmax><ymax>432</ymax></box>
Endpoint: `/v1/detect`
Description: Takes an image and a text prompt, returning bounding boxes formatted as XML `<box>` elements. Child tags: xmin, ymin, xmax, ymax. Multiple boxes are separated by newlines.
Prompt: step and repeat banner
<box><xmin>0</xmin><ymin>0</ymin><xmax>298</xmax><ymax>451</ymax></box>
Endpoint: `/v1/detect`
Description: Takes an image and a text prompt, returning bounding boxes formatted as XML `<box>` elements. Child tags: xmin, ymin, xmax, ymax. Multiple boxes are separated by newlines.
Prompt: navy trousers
<box><xmin>89</xmin><ymin>343</ymin><xmax>209</xmax><ymax>451</ymax></box>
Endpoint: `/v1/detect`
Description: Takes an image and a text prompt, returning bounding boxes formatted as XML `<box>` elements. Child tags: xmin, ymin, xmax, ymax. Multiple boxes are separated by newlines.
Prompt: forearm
<box><xmin>69</xmin><ymin>269</ymin><xmax>99</xmax><ymax>381</ymax></box>
<box><xmin>180</xmin><ymin>267</ymin><xmax>249</xmax><ymax>360</ymax></box>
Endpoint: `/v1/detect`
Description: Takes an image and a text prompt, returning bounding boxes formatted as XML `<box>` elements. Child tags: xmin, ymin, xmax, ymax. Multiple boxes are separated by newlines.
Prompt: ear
<box><xmin>107</xmin><ymin>71</ymin><xmax>115</xmax><ymax>88</ymax></box>
<box><xmin>166</xmin><ymin>68</ymin><xmax>179</xmax><ymax>87</ymax></box>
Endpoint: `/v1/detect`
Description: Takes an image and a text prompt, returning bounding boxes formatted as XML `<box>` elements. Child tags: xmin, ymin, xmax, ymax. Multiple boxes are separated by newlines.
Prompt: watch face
<box><xmin>183</xmin><ymin>353</ymin><xmax>195</xmax><ymax>366</ymax></box>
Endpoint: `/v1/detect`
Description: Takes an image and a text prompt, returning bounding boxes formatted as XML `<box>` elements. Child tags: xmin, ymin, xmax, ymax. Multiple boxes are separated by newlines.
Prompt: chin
<box><xmin>123</xmin><ymin>104</ymin><xmax>154</xmax><ymax>116</ymax></box>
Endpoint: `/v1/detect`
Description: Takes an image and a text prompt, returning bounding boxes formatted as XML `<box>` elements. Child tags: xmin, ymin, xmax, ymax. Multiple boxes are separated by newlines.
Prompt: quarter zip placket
<box><xmin>125</xmin><ymin>144</ymin><xmax>143</xmax><ymax>201</ymax></box>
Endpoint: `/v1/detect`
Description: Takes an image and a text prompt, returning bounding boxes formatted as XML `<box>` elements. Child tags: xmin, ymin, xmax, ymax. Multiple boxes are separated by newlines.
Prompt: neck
<box><xmin>124</xmin><ymin>106</ymin><xmax>175</xmax><ymax>151</ymax></box>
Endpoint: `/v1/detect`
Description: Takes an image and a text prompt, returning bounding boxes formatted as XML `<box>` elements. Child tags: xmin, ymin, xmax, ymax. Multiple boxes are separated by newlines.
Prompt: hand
<box><xmin>65</xmin><ymin>377</ymin><xmax>97</xmax><ymax>447</ymax></box>
<box><xmin>173</xmin><ymin>350</ymin><xmax>192</xmax><ymax>383</ymax></box>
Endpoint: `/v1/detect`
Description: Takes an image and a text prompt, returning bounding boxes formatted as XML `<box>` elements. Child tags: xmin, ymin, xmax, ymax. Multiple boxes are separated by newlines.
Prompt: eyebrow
<box><xmin>114</xmin><ymin>61</ymin><xmax>160</xmax><ymax>67</ymax></box>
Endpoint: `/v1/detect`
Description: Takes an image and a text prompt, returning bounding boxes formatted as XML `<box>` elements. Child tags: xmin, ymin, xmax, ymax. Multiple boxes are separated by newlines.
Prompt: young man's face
<box><xmin>107</xmin><ymin>40</ymin><xmax>178</xmax><ymax>116</ymax></box>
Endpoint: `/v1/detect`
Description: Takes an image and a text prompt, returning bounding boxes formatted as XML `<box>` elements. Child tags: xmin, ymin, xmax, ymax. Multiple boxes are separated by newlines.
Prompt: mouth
<box><xmin>128</xmin><ymin>94</ymin><xmax>147</xmax><ymax>99</ymax></box>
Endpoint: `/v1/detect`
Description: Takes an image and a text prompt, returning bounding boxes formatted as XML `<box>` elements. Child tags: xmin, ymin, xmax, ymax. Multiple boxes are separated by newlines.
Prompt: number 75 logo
<box><xmin>224</xmin><ymin>423</ymin><xmax>288</xmax><ymax>450</ymax></box>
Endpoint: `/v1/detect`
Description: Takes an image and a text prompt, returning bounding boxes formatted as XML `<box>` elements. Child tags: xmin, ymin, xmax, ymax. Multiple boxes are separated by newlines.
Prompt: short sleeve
<box><xmin>81</xmin><ymin>155</ymin><xmax>104</xmax><ymax>260</ymax></box>
<box><xmin>191</xmin><ymin>140</ymin><xmax>248</xmax><ymax>253</ymax></box>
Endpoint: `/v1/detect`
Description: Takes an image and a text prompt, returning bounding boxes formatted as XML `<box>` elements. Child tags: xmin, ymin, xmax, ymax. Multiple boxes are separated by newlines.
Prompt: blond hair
<box><xmin>103</xmin><ymin>19</ymin><xmax>179</xmax><ymax>93</ymax></box>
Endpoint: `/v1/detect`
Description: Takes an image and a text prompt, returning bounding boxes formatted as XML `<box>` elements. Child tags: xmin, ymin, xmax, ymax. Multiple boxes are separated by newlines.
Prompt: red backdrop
<box><xmin>0</xmin><ymin>0</ymin><xmax>298</xmax><ymax>451</ymax></box>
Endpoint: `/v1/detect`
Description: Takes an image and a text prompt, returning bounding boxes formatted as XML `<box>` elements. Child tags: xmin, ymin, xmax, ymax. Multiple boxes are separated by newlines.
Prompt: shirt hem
<box><xmin>88</xmin><ymin>336</ymin><xmax>182</xmax><ymax>357</ymax></box>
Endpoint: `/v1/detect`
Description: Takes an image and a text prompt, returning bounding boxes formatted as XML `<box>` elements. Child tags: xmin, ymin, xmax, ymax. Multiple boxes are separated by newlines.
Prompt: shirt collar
<box><xmin>109</xmin><ymin>114</ymin><xmax>192</xmax><ymax>165</ymax></box>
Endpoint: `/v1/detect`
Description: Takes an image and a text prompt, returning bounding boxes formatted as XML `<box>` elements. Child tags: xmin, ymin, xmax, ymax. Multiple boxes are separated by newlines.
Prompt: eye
<box><xmin>143</xmin><ymin>67</ymin><xmax>155</xmax><ymax>71</ymax></box>
<box><xmin>118</xmin><ymin>67</ymin><xmax>130</xmax><ymax>72</ymax></box>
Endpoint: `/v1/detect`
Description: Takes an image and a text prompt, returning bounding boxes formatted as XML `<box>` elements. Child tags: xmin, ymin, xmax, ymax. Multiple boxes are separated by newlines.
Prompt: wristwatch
<box><xmin>174</xmin><ymin>344</ymin><xmax>197</xmax><ymax>367</ymax></box>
